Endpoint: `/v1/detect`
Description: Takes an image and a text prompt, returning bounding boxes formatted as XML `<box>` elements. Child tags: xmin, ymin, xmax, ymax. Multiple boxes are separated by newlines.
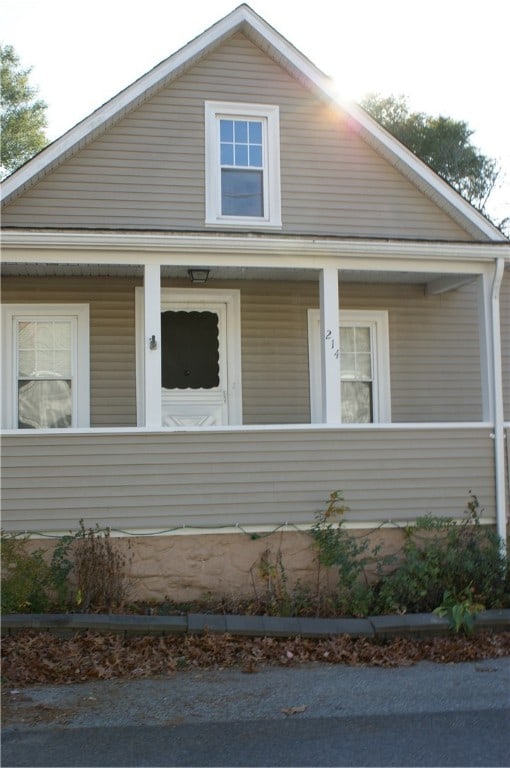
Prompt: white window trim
<box><xmin>204</xmin><ymin>101</ymin><xmax>281</xmax><ymax>229</ymax></box>
<box><xmin>308</xmin><ymin>309</ymin><xmax>391</xmax><ymax>424</ymax></box>
<box><xmin>1</xmin><ymin>304</ymin><xmax>90</xmax><ymax>429</ymax></box>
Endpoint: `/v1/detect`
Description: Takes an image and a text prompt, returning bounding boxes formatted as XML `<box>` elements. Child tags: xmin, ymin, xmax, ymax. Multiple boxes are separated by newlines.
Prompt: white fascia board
<box><xmin>2</xmin><ymin>230</ymin><xmax>509</xmax><ymax>266</ymax></box>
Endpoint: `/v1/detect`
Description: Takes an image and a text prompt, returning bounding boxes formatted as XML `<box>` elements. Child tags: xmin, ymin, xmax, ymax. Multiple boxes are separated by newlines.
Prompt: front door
<box><xmin>160</xmin><ymin>296</ymin><xmax>228</xmax><ymax>426</ymax></box>
<box><xmin>136</xmin><ymin>287</ymin><xmax>242</xmax><ymax>427</ymax></box>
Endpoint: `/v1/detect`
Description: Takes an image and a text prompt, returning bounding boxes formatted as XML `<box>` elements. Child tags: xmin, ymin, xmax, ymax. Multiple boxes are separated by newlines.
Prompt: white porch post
<box><xmin>319</xmin><ymin>267</ymin><xmax>341</xmax><ymax>423</ymax></box>
<box><xmin>477</xmin><ymin>269</ymin><xmax>494</xmax><ymax>422</ymax></box>
<box><xmin>143</xmin><ymin>263</ymin><xmax>162</xmax><ymax>427</ymax></box>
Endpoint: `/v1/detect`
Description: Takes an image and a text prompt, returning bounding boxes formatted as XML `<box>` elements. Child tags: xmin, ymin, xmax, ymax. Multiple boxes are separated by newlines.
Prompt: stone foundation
<box><xmin>23</xmin><ymin>527</ymin><xmax>406</xmax><ymax>603</ymax></box>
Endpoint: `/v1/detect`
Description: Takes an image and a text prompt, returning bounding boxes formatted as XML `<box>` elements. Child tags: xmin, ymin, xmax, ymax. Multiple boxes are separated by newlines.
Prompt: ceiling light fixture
<box><xmin>187</xmin><ymin>268</ymin><xmax>210</xmax><ymax>284</ymax></box>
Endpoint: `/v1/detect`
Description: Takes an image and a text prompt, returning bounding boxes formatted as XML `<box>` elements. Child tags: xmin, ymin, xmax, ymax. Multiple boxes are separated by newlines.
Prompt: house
<box><xmin>1</xmin><ymin>4</ymin><xmax>509</xmax><ymax>600</ymax></box>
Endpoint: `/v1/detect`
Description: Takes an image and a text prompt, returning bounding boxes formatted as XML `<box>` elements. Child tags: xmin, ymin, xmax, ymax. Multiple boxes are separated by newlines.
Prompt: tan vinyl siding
<box><xmin>2</xmin><ymin>34</ymin><xmax>472</xmax><ymax>241</ymax></box>
<box><xmin>239</xmin><ymin>279</ymin><xmax>316</xmax><ymax>424</ymax></box>
<box><xmin>1</xmin><ymin>427</ymin><xmax>495</xmax><ymax>532</ymax></box>
<box><xmin>342</xmin><ymin>281</ymin><xmax>483</xmax><ymax>423</ymax></box>
<box><xmin>1</xmin><ymin>276</ymin><xmax>484</xmax><ymax>426</ymax></box>
<box><xmin>1</xmin><ymin>277</ymin><xmax>138</xmax><ymax>427</ymax></box>
<box><xmin>239</xmin><ymin>278</ymin><xmax>483</xmax><ymax>424</ymax></box>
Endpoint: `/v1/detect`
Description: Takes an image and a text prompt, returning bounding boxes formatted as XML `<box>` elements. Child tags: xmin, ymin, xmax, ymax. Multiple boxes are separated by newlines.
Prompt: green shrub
<box><xmin>1</xmin><ymin>533</ymin><xmax>52</xmax><ymax>613</ymax></box>
<box><xmin>375</xmin><ymin>494</ymin><xmax>508</xmax><ymax>615</ymax></box>
<box><xmin>311</xmin><ymin>491</ymin><xmax>394</xmax><ymax>617</ymax></box>
<box><xmin>1</xmin><ymin>522</ymin><xmax>131</xmax><ymax>614</ymax></box>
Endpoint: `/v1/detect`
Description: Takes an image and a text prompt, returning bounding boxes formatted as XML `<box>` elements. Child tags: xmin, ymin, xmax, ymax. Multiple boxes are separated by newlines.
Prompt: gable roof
<box><xmin>1</xmin><ymin>3</ymin><xmax>505</xmax><ymax>241</ymax></box>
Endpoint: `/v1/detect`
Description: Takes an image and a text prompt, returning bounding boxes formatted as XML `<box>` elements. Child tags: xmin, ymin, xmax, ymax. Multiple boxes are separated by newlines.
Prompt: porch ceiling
<box><xmin>0</xmin><ymin>262</ymin><xmax>472</xmax><ymax>286</ymax></box>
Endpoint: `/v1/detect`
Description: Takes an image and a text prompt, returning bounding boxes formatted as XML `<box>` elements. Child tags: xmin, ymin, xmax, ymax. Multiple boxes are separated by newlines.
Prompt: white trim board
<box><xmin>3</xmin><ymin>231</ymin><xmax>508</xmax><ymax>265</ymax></box>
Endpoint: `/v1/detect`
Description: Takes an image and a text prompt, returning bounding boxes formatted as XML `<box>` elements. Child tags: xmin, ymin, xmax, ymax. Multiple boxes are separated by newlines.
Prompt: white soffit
<box><xmin>0</xmin><ymin>3</ymin><xmax>506</xmax><ymax>242</ymax></box>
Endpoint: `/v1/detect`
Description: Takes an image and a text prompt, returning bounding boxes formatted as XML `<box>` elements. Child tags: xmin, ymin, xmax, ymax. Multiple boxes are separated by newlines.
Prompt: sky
<box><xmin>2</xmin><ymin>0</ymin><xmax>509</xmax><ymax>225</ymax></box>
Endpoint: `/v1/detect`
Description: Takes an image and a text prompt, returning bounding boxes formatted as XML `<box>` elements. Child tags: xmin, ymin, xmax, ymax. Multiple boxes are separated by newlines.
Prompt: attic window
<box><xmin>205</xmin><ymin>101</ymin><xmax>281</xmax><ymax>228</ymax></box>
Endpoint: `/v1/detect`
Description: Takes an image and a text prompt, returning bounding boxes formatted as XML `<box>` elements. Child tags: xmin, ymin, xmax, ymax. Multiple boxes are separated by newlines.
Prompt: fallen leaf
<box><xmin>281</xmin><ymin>705</ymin><xmax>307</xmax><ymax>716</ymax></box>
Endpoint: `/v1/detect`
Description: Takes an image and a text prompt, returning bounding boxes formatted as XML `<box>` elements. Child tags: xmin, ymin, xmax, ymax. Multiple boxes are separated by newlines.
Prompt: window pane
<box><xmin>341</xmin><ymin>352</ymin><xmax>356</xmax><ymax>378</ymax></box>
<box><xmin>234</xmin><ymin>120</ymin><xmax>248</xmax><ymax>142</ymax></box>
<box><xmin>221</xmin><ymin>169</ymin><xmax>263</xmax><ymax>216</ymax></box>
<box><xmin>54</xmin><ymin>322</ymin><xmax>72</xmax><ymax>350</ymax></box>
<box><xmin>37</xmin><ymin>350</ymin><xmax>54</xmax><ymax>374</ymax></box>
<box><xmin>220</xmin><ymin>120</ymin><xmax>233</xmax><ymax>142</ymax></box>
<box><xmin>249</xmin><ymin>121</ymin><xmax>262</xmax><ymax>143</ymax></box>
<box><xmin>15</xmin><ymin>318</ymin><xmax>75</xmax><ymax>428</ymax></box>
<box><xmin>355</xmin><ymin>327</ymin><xmax>371</xmax><ymax>353</ymax></box>
<box><xmin>341</xmin><ymin>381</ymin><xmax>372</xmax><ymax>423</ymax></box>
<box><xmin>357</xmin><ymin>353</ymin><xmax>372</xmax><ymax>379</ymax></box>
<box><xmin>17</xmin><ymin>320</ymin><xmax>72</xmax><ymax>377</ymax></box>
<box><xmin>18</xmin><ymin>321</ymin><xmax>35</xmax><ymax>348</ymax></box>
<box><xmin>249</xmin><ymin>144</ymin><xmax>262</xmax><ymax>167</ymax></box>
<box><xmin>54</xmin><ymin>351</ymin><xmax>73</xmax><ymax>377</ymax></box>
<box><xmin>340</xmin><ymin>327</ymin><xmax>354</xmax><ymax>353</ymax></box>
<box><xmin>341</xmin><ymin>325</ymin><xmax>372</xmax><ymax>380</ymax></box>
<box><xmin>18</xmin><ymin>380</ymin><xmax>72</xmax><ymax>429</ymax></box>
<box><xmin>36</xmin><ymin>322</ymin><xmax>53</xmax><ymax>350</ymax></box>
<box><xmin>220</xmin><ymin>143</ymin><xmax>234</xmax><ymax>166</ymax></box>
<box><xmin>18</xmin><ymin>350</ymin><xmax>36</xmax><ymax>378</ymax></box>
<box><xmin>235</xmin><ymin>144</ymin><xmax>249</xmax><ymax>166</ymax></box>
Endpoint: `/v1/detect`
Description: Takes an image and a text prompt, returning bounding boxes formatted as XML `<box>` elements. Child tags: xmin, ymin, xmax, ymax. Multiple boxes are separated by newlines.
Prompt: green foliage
<box><xmin>361</xmin><ymin>93</ymin><xmax>500</xmax><ymax>218</ymax></box>
<box><xmin>49</xmin><ymin>531</ymin><xmax>81</xmax><ymax>608</ymax></box>
<box><xmin>376</xmin><ymin>495</ymin><xmax>508</xmax><ymax>615</ymax></box>
<box><xmin>311</xmin><ymin>491</ymin><xmax>394</xmax><ymax>616</ymax></box>
<box><xmin>434</xmin><ymin>586</ymin><xmax>485</xmax><ymax>634</ymax></box>
<box><xmin>1</xmin><ymin>522</ymin><xmax>130</xmax><ymax>614</ymax></box>
<box><xmin>1</xmin><ymin>533</ymin><xmax>52</xmax><ymax>613</ymax></box>
<box><xmin>1</xmin><ymin>44</ymin><xmax>48</xmax><ymax>176</ymax></box>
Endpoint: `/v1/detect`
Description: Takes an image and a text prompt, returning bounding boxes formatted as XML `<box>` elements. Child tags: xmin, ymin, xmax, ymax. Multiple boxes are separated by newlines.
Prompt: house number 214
<box><xmin>325</xmin><ymin>329</ymin><xmax>340</xmax><ymax>358</ymax></box>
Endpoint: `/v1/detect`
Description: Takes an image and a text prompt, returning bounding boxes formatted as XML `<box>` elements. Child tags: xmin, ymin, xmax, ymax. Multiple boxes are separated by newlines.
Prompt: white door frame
<box><xmin>135</xmin><ymin>287</ymin><xmax>242</xmax><ymax>426</ymax></box>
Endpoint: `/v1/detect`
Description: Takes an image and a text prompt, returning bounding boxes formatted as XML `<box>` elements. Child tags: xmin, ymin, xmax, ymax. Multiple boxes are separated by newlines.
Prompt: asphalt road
<box><xmin>3</xmin><ymin>659</ymin><xmax>510</xmax><ymax>767</ymax></box>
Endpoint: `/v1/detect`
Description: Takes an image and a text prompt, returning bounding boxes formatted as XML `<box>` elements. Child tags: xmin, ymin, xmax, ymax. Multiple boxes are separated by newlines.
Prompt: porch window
<box><xmin>308</xmin><ymin>309</ymin><xmax>391</xmax><ymax>423</ymax></box>
<box><xmin>205</xmin><ymin>101</ymin><xmax>281</xmax><ymax>228</ymax></box>
<box><xmin>1</xmin><ymin>304</ymin><xmax>90</xmax><ymax>429</ymax></box>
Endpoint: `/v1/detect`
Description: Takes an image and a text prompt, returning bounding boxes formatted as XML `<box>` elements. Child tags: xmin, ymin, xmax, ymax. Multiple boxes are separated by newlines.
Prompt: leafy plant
<box><xmin>434</xmin><ymin>586</ymin><xmax>485</xmax><ymax>634</ymax></box>
<box><xmin>375</xmin><ymin>494</ymin><xmax>508</xmax><ymax>615</ymax></box>
<box><xmin>311</xmin><ymin>491</ymin><xmax>393</xmax><ymax>617</ymax></box>
<box><xmin>1</xmin><ymin>521</ymin><xmax>131</xmax><ymax>614</ymax></box>
<box><xmin>1</xmin><ymin>533</ymin><xmax>52</xmax><ymax>613</ymax></box>
<box><xmin>49</xmin><ymin>531</ymin><xmax>81</xmax><ymax>608</ymax></box>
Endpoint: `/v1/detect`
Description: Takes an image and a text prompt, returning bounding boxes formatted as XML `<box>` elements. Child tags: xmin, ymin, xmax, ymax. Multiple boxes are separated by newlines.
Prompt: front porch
<box><xmin>1</xmin><ymin>232</ymin><xmax>508</xmax><ymax>551</ymax></box>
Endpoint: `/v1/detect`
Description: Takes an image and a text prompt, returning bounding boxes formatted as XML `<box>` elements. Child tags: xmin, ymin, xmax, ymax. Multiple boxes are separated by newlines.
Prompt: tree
<box><xmin>1</xmin><ymin>44</ymin><xmax>48</xmax><ymax>177</ymax></box>
<box><xmin>361</xmin><ymin>93</ymin><xmax>500</xmax><ymax>218</ymax></box>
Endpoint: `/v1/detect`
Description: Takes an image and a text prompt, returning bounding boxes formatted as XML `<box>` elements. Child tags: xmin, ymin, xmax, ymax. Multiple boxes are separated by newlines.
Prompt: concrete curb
<box><xmin>2</xmin><ymin>609</ymin><xmax>509</xmax><ymax>639</ymax></box>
